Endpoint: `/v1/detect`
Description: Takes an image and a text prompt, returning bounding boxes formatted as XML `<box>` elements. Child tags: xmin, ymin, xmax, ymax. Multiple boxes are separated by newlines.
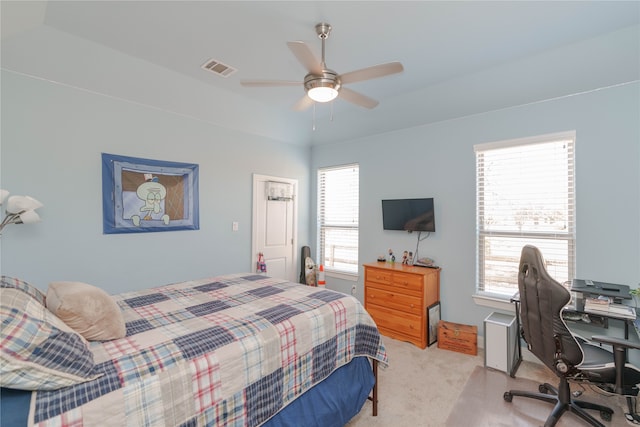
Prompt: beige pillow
<box><xmin>46</xmin><ymin>281</ymin><xmax>126</xmax><ymax>341</ymax></box>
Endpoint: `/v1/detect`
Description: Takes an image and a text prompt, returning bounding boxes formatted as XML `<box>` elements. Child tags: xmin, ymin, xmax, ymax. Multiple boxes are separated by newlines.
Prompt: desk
<box><xmin>569</xmin><ymin>278</ymin><xmax>636</xmax><ymax>339</ymax></box>
<box><xmin>563</xmin><ymin>307</ymin><xmax>636</xmax><ymax>339</ymax></box>
<box><xmin>571</xmin><ymin>278</ymin><xmax>631</xmax><ymax>311</ymax></box>
<box><xmin>512</xmin><ymin>290</ymin><xmax>640</xmax><ymax>380</ymax></box>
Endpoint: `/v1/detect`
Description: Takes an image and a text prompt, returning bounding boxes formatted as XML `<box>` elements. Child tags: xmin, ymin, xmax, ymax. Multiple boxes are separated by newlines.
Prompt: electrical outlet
<box><xmin>351</xmin><ymin>285</ymin><xmax>357</xmax><ymax>296</ymax></box>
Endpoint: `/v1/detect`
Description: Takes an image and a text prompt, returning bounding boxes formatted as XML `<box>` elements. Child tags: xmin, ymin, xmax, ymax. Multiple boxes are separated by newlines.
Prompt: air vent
<box><xmin>201</xmin><ymin>59</ymin><xmax>237</xmax><ymax>78</ymax></box>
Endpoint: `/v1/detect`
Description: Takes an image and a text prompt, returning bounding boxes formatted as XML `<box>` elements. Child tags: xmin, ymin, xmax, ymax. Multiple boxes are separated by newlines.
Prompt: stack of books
<box><xmin>584</xmin><ymin>298</ymin><xmax>636</xmax><ymax>319</ymax></box>
<box><xmin>584</xmin><ymin>298</ymin><xmax>609</xmax><ymax>311</ymax></box>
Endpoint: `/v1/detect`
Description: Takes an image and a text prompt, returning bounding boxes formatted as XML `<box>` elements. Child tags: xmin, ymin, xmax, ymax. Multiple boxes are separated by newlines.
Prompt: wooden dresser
<box><xmin>364</xmin><ymin>262</ymin><xmax>440</xmax><ymax>349</ymax></box>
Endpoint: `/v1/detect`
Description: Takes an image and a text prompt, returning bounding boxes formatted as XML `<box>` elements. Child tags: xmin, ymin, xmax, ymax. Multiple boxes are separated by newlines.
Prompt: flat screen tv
<box><xmin>382</xmin><ymin>198</ymin><xmax>435</xmax><ymax>232</ymax></box>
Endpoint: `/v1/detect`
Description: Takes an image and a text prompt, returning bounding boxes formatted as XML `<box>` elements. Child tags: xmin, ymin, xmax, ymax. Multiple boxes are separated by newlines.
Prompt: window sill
<box><xmin>472</xmin><ymin>293</ymin><xmax>516</xmax><ymax>313</ymax></box>
<box><xmin>326</xmin><ymin>271</ymin><xmax>359</xmax><ymax>282</ymax></box>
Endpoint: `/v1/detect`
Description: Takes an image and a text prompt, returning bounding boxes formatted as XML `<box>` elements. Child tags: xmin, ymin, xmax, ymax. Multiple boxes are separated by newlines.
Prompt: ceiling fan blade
<box><xmin>240</xmin><ymin>80</ymin><xmax>301</xmax><ymax>87</ymax></box>
<box><xmin>293</xmin><ymin>95</ymin><xmax>315</xmax><ymax>111</ymax></box>
<box><xmin>287</xmin><ymin>41</ymin><xmax>322</xmax><ymax>74</ymax></box>
<box><xmin>339</xmin><ymin>61</ymin><xmax>404</xmax><ymax>85</ymax></box>
<box><xmin>338</xmin><ymin>87</ymin><xmax>379</xmax><ymax>109</ymax></box>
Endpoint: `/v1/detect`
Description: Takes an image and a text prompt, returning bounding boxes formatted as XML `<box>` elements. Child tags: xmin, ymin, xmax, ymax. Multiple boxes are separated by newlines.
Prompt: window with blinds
<box><xmin>475</xmin><ymin>132</ymin><xmax>575</xmax><ymax>297</ymax></box>
<box><xmin>317</xmin><ymin>164</ymin><xmax>359</xmax><ymax>275</ymax></box>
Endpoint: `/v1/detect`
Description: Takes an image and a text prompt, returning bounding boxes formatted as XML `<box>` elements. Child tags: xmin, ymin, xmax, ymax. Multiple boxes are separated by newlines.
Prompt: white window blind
<box><xmin>475</xmin><ymin>132</ymin><xmax>575</xmax><ymax>297</ymax></box>
<box><xmin>318</xmin><ymin>164</ymin><xmax>359</xmax><ymax>275</ymax></box>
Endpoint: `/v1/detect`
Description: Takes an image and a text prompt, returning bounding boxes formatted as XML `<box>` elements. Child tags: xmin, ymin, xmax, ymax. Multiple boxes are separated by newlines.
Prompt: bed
<box><xmin>0</xmin><ymin>273</ymin><xmax>387</xmax><ymax>426</ymax></box>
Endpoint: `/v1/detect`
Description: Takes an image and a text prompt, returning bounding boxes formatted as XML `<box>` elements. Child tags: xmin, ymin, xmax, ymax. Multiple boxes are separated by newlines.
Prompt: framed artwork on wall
<box><xmin>427</xmin><ymin>301</ymin><xmax>441</xmax><ymax>347</ymax></box>
<box><xmin>101</xmin><ymin>153</ymin><xmax>199</xmax><ymax>234</ymax></box>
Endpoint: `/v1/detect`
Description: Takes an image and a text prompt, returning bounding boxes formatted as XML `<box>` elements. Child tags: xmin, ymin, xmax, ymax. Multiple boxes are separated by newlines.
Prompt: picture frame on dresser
<box><xmin>427</xmin><ymin>301</ymin><xmax>441</xmax><ymax>347</ymax></box>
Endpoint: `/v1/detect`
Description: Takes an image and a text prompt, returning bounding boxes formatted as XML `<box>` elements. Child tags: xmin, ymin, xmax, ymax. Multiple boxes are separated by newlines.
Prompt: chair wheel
<box><xmin>539</xmin><ymin>384</ymin><xmax>548</xmax><ymax>393</ymax></box>
<box><xmin>600</xmin><ymin>411</ymin><xmax>612</xmax><ymax>422</ymax></box>
<box><xmin>503</xmin><ymin>392</ymin><xmax>513</xmax><ymax>402</ymax></box>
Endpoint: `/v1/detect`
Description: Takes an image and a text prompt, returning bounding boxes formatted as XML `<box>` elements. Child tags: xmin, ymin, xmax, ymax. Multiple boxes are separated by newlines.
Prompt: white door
<box><xmin>252</xmin><ymin>174</ymin><xmax>297</xmax><ymax>282</ymax></box>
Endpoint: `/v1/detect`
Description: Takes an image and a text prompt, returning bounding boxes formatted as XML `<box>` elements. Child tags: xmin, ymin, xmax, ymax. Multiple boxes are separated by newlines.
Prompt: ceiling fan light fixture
<box><xmin>308</xmin><ymin>86</ymin><xmax>338</xmax><ymax>103</ymax></box>
<box><xmin>304</xmin><ymin>70</ymin><xmax>340</xmax><ymax>103</ymax></box>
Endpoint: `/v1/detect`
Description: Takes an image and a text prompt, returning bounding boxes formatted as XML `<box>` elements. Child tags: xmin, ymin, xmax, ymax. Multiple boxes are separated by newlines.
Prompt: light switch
<box><xmin>232</xmin><ymin>221</ymin><xmax>239</xmax><ymax>232</ymax></box>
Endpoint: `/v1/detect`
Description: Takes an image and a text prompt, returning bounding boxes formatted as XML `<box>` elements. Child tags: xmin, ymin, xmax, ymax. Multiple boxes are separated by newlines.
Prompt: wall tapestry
<box><xmin>102</xmin><ymin>153</ymin><xmax>199</xmax><ymax>234</ymax></box>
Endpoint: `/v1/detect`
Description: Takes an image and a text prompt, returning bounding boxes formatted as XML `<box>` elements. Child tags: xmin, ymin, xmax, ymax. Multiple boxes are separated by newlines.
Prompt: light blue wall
<box><xmin>0</xmin><ymin>70</ymin><xmax>311</xmax><ymax>294</ymax></box>
<box><xmin>311</xmin><ymin>82</ymin><xmax>640</xmax><ymax>330</ymax></box>
<box><xmin>2</xmin><ymin>70</ymin><xmax>638</xmax><ymax>335</ymax></box>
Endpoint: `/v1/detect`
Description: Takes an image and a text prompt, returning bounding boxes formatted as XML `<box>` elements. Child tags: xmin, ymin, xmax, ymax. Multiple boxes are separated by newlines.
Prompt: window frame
<box><xmin>317</xmin><ymin>163</ymin><xmax>359</xmax><ymax>278</ymax></box>
<box><xmin>474</xmin><ymin>131</ymin><xmax>576</xmax><ymax>300</ymax></box>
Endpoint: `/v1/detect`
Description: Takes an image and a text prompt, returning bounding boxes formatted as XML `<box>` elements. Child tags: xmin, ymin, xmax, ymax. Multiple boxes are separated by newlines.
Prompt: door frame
<box><xmin>251</xmin><ymin>174</ymin><xmax>298</xmax><ymax>282</ymax></box>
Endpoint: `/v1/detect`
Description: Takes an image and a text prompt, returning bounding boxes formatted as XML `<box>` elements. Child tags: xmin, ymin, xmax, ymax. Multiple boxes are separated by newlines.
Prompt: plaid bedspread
<box><xmin>29</xmin><ymin>274</ymin><xmax>387</xmax><ymax>426</ymax></box>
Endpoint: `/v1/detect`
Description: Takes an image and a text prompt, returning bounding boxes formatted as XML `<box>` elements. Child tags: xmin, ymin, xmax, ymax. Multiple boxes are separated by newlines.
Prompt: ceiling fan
<box><xmin>240</xmin><ymin>23</ymin><xmax>404</xmax><ymax>110</ymax></box>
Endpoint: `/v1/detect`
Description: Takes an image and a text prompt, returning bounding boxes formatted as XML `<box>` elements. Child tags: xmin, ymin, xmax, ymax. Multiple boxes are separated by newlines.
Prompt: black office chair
<box><xmin>504</xmin><ymin>245</ymin><xmax>640</xmax><ymax>427</ymax></box>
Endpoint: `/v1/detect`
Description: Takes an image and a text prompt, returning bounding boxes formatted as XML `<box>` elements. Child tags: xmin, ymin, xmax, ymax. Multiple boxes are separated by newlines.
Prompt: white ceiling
<box><xmin>2</xmin><ymin>1</ymin><xmax>639</xmax><ymax>146</ymax></box>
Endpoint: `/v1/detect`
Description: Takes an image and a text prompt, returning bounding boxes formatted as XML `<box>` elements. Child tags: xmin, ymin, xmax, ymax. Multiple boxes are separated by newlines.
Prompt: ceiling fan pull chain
<box><xmin>330</xmin><ymin>101</ymin><xmax>334</xmax><ymax>122</ymax></box>
<box><xmin>312</xmin><ymin>103</ymin><xmax>316</xmax><ymax>131</ymax></box>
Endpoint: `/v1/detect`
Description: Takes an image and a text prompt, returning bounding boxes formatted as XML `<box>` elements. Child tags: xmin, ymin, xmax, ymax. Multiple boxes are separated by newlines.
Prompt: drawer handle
<box><xmin>410</xmin><ymin>304</ymin><xmax>415</xmax><ymax>308</ymax></box>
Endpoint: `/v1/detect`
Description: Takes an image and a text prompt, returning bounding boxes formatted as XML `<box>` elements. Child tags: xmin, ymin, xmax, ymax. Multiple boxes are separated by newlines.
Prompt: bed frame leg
<box><xmin>368</xmin><ymin>359</ymin><xmax>378</xmax><ymax>416</ymax></box>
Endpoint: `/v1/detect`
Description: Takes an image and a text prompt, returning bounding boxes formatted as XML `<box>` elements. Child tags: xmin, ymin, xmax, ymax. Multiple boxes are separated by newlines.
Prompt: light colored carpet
<box><xmin>446</xmin><ymin>365</ymin><xmax>628</xmax><ymax>426</ymax></box>
<box><xmin>348</xmin><ymin>337</ymin><xmax>485</xmax><ymax>426</ymax></box>
<box><xmin>348</xmin><ymin>337</ymin><xmax>633</xmax><ymax>427</ymax></box>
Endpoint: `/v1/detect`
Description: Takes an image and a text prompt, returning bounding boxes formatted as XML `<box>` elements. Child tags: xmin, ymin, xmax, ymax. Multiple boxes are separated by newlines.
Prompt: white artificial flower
<box><xmin>5</xmin><ymin>195</ymin><xmax>43</xmax><ymax>214</ymax></box>
<box><xmin>18</xmin><ymin>210</ymin><xmax>41</xmax><ymax>224</ymax></box>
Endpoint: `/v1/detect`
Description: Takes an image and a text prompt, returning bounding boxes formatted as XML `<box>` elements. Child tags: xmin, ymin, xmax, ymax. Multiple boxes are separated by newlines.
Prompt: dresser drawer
<box><xmin>366</xmin><ymin>268</ymin><xmax>393</xmax><ymax>286</ymax></box>
<box><xmin>366</xmin><ymin>287</ymin><xmax>422</xmax><ymax>316</ymax></box>
<box><xmin>366</xmin><ymin>304</ymin><xmax>422</xmax><ymax>339</ymax></box>
<box><xmin>393</xmin><ymin>272</ymin><xmax>423</xmax><ymax>293</ymax></box>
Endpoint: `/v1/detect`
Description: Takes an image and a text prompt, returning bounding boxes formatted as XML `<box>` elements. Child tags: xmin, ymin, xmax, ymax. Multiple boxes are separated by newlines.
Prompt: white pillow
<box><xmin>46</xmin><ymin>281</ymin><xmax>126</xmax><ymax>341</ymax></box>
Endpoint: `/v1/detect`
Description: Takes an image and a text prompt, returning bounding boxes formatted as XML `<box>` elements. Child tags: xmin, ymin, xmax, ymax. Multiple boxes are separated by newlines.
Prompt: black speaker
<box><xmin>299</xmin><ymin>246</ymin><xmax>311</xmax><ymax>284</ymax></box>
